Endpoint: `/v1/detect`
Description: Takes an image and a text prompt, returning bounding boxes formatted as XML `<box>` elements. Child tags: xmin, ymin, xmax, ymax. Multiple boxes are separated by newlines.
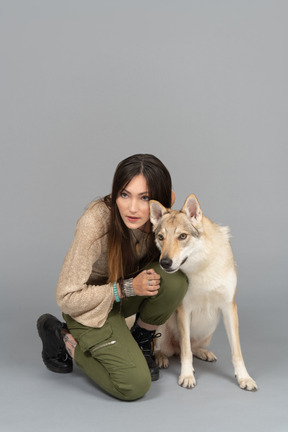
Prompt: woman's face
<box><xmin>116</xmin><ymin>174</ymin><xmax>151</xmax><ymax>231</ymax></box>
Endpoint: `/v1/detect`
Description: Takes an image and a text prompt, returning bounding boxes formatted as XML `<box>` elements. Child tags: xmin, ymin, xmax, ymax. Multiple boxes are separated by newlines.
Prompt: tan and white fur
<box><xmin>150</xmin><ymin>194</ymin><xmax>257</xmax><ymax>391</ymax></box>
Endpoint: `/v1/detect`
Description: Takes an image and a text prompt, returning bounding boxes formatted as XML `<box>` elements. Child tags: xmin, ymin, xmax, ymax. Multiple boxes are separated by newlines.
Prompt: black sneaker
<box><xmin>37</xmin><ymin>313</ymin><xmax>73</xmax><ymax>373</ymax></box>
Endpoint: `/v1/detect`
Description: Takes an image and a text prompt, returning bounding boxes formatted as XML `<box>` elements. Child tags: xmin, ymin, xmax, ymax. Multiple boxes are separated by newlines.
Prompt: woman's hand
<box><xmin>132</xmin><ymin>269</ymin><xmax>160</xmax><ymax>296</ymax></box>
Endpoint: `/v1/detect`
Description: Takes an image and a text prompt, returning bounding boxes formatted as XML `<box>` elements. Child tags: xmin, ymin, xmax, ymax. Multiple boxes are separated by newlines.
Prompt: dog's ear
<box><xmin>171</xmin><ymin>190</ymin><xmax>176</xmax><ymax>207</ymax></box>
<box><xmin>150</xmin><ymin>200</ymin><xmax>168</xmax><ymax>226</ymax></box>
<box><xmin>182</xmin><ymin>194</ymin><xmax>202</xmax><ymax>222</ymax></box>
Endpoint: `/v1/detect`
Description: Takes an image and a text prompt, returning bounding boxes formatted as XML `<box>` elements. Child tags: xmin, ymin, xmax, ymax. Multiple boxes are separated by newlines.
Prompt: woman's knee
<box><xmin>158</xmin><ymin>267</ymin><xmax>188</xmax><ymax>302</ymax></box>
<box><xmin>147</xmin><ymin>262</ymin><xmax>188</xmax><ymax>298</ymax></box>
<box><xmin>117</xmin><ymin>367</ymin><xmax>151</xmax><ymax>401</ymax></box>
<box><xmin>74</xmin><ymin>346</ymin><xmax>151</xmax><ymax>401</ymax></box>
<box><xmin>139</xmin><ymin>267</ymin><xmax>188</xmax><ymax>325</ymax></box>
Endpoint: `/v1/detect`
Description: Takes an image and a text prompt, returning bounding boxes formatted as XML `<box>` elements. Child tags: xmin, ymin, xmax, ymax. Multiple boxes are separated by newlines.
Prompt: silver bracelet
<box><xmin>123</xmin><ymin>278</ymin><xmax>135</xmax><ymax>297</ymax></box>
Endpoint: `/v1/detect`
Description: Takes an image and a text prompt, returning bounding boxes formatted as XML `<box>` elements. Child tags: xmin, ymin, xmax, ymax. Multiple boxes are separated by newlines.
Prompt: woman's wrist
<box><xmin>117</xmin><ymin>283</ymin><xmax>124</xmax><ymax>299</ymax></box>
<box><xmin>124</xmin><ymin>278</ymin><xmax>135</xmax><ymax>297</ymax></box>
<box><xmin>119</xmin><ymin>278</ymin><xmax>135</xmax><ymax>298</ymax></box>
<box><xmin>113</xmin><ymin>278</ymin><xmax>136</xmax><ymax>302</ymax></box>
<box><xmin>113</xmin><ymin>282</ymin><xmax>121</xmax><ymax>302</ymax></box>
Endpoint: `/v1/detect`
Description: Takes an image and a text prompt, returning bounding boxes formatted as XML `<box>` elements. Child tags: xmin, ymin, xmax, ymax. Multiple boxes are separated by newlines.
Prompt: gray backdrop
<box><xmin>1</xmin><ymin>1</ymin><xmax>287</xmax><ymax>431</ymax></box>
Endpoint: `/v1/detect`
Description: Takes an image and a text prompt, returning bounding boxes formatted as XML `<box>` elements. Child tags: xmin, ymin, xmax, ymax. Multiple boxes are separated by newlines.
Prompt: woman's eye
<box><xmin>179</xmin><ymin>233</ymin><xmax>187</xmax><ymax>240</ymax></box>
<box><xmin>121</xmin><ymin>192</ymin><xmax>128</xmax><ymax>198</ymax></box>
<box><xmin>142</xmin><ymin>195</ymin><xmax>150</xmax><ymax>201</ymax></box>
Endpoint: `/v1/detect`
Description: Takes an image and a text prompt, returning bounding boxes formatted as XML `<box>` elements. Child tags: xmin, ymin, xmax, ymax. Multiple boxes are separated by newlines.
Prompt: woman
<box><xmin>37</xmin><ymin>154</ymin><xmax>188</xmax><ymax>401</ymax></box>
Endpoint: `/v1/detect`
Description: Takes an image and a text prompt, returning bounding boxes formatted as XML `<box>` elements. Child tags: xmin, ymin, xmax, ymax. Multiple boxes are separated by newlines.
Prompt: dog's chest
<box><xmin>181</xmin><ymin>284</ymin><xmax>221</xmax><ymax>337</ymax></box>
<box><xmin>183</xmin><ymin>285</ymin><xmax>221</xmax><ymax>314</ymax></box>
<box><xmin>182</xmin><ymin>274</ymin><xmax>229</xmax><ymax>318</ymax></box>
<box><xmin>183</xmin><ymin>265</ymin><xmax>236</xmax><ymax>306</ymax></box>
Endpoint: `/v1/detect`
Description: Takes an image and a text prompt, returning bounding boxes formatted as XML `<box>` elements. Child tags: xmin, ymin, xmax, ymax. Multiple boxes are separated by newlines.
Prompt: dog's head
<box><xmin>150</xmin><ymin>194</ymin><xmax>204</xmax><ymax>273</ymax></box>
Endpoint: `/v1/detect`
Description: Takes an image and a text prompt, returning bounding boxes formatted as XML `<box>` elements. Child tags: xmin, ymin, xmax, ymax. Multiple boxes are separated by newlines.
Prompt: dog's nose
<box><xmin>160</xmin><ymin>258</ymin><xmax>173</xmax><ymax>270</ymax></box>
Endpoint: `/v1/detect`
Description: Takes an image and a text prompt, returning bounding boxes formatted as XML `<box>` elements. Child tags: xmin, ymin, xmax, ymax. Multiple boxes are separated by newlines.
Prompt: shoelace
<box><xmin>139</xmin><ymin>332</ymin><xmax>162</xmax><ymax>355</ymax></box>
<box><xmin>57</xmin><ymin>344</ymin><xmax>71</xmax><ymax>361</ymax></box>
<box><xmin>57</xmin><ymin>323</ymin><xmax>71</xmax><ymax>361</ymax></box>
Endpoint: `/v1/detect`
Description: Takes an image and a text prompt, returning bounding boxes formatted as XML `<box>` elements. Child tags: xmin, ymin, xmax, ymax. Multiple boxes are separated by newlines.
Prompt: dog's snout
<box><xmin>160</xmin><ymin>258</ymin><xmax>173</xmax><ymax>270</ymax></box>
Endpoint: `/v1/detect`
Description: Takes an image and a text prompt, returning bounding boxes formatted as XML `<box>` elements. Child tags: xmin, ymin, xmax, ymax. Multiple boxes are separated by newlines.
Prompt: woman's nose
<box><xmin>129</xmin><ymin>199</ymin><xmax>138</xmax><ymax>212</ymax></box>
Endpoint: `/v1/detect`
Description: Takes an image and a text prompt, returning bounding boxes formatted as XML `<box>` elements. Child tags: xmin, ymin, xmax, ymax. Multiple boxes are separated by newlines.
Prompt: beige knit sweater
<box><xmin>56</xmin><ymin>199</ymin><xmax>149</xmax><ymax>328</ymax></box>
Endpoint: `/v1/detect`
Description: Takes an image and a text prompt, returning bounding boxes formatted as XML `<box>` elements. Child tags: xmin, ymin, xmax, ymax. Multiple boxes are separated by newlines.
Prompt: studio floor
<box><xmin>1</xmin><ymin>304</ymin><xmax>287</xmax><ymax>432</ymax></box>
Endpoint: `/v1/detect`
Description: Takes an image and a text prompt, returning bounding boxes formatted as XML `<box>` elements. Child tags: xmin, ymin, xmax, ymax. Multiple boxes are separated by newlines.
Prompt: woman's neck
<box><xmin>138</xmin><ymin>220</ymin><xmax>152</xmax><ymax>233</ymax></box>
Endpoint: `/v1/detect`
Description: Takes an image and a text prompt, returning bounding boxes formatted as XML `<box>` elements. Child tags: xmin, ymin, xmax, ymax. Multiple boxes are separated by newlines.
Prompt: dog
<box><xmin>149</xmin><ymin>194</ymin><xmax>257</xmax><ymax>391</ymax></box>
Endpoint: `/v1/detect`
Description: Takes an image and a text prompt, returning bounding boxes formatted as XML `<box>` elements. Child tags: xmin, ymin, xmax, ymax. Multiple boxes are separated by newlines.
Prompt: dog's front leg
<box><xmin>222</xmin><ymin>302</ymin><xmax>257</xmax><ymax>391</ymax></box>
<box><xmin>176</xmin><ymin>303</ymin><xmax>196</xmax><ymax>388</ymax></box>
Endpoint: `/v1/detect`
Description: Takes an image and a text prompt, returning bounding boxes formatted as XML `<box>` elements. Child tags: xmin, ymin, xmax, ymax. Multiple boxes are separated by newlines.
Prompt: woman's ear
<box><xmin>171</xmin><ymin>190</ymin><xmax>176</xmax><ymax>207</ymax></box>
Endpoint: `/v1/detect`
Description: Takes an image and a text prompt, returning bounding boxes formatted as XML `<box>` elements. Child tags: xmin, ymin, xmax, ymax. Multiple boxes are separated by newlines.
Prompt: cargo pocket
<box><xmin>77</xmin><ymin>324</ymin><xmax>113</xmax><ymax>353</ymax></box>
<box><xmin>77</xmin><ymin>323</ymin><xmax>135</xmax><ymax>370</ymax></box>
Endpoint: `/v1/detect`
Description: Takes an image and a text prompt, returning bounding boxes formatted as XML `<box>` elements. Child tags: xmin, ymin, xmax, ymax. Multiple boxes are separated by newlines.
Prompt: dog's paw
<box><xmin>178</xmin><ymin>374</ymin><xmax>196</xmax><ymax>389</ymax></box>
<box><xmin>155</xmin><ymin>351</ymin><xmax>169</xmax><ymax>369</ymax></box>
<box><xmin>237</xmin><ymin>376</ymin><xmax>258</xmax><ymax>391</ymax></box>
<box><xmin>193</xmin><ymin>348</ymin><xmax>217</xmax><ymax>362</ymax></box>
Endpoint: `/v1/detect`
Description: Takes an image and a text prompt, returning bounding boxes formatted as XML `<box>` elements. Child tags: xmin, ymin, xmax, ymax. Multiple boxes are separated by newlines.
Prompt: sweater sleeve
<box><xmin>56</xmin><ymin>202</ymin><xmax>115</xmax><ymax>328</ymax></box>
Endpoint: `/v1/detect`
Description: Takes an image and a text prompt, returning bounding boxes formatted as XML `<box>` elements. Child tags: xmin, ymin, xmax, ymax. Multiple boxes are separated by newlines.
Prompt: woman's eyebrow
<box><xmin>122</xmin><ymin>189</ymin><xmax>149</xmax><ymax>196</ymax></box>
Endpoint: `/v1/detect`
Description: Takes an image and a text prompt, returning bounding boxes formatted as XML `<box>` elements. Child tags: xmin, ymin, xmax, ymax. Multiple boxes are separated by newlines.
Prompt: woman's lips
<box><xmin>127</xmin><ymin>216</ymin><xmax>140</xmax><ymax>222</ymax></box>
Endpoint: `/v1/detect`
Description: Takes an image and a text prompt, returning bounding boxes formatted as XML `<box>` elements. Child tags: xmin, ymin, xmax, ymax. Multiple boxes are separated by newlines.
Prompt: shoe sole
<box><xmin>41</xmin><ymin>355</ymin><xmax>73</xmax><ymax>374</ymax></box>
<box><xmin>151</xmin><ymin>373</ymin><xmax>159</xmax><ymax>382</ymax></box>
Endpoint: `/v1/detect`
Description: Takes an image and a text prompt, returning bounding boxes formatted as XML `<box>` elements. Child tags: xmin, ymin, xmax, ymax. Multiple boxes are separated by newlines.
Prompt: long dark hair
<box><xmin>104</xmin><ymin>154</ymin><xmax>172</xmax><ymax>283</ymax></box>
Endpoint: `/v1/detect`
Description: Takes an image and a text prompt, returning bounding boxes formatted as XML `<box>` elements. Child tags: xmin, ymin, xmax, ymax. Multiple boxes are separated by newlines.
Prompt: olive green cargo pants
<box><xmin>63</xmin><ymin>263</ymin><xmax>188</xmax><ymax>401</ymax></box>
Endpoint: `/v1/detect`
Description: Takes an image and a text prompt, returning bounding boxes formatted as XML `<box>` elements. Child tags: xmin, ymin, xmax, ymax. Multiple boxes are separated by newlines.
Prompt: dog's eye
<box><xmin>158</xmin><ymin>234</ymin><xmax>164</xmax><ymax>241</ymax></box>
<box><xmin>178</xmin><ymin>233</ymin><xmax>188</xmax><ymax>240</ymax></box>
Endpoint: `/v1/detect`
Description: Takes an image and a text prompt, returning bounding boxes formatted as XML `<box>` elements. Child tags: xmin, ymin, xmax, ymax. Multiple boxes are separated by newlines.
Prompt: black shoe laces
<box><xmin>139</xmin><ymin>332</ymin><xmax>162</xmax><ymax>355</ymax></box>
<box><xmin>57</xmin><ymin>344</ymin><xmax>71</xmax><ymax>362</ymax></box>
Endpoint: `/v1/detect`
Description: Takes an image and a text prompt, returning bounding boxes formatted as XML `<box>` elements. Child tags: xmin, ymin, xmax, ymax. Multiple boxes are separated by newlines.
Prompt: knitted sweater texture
<box><xmin>56</xmin><ymin>199</ymin><xmax>149</xmax><ymax>328</ymax></box>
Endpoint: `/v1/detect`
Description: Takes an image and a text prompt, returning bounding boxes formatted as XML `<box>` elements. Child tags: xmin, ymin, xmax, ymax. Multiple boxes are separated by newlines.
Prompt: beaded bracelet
<box><xmin>113</xmin><ymin>282</ymin><xmax>121</xmax><ymax>303</ymax></box>
<box><xmin>121</xmin><ymin>278</ymin><xmax>135</xmax><ymax>298</ymax></box>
